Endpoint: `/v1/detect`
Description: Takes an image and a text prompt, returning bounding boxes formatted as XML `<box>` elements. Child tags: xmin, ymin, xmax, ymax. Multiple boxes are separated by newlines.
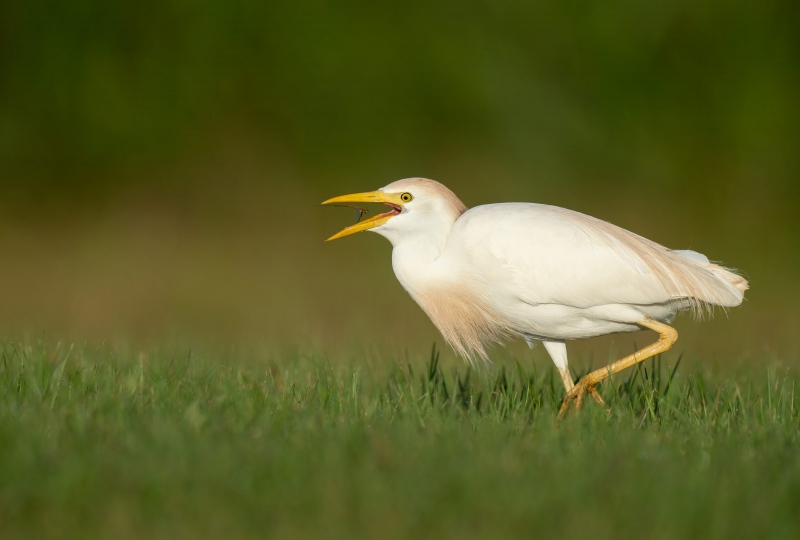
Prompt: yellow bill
<box><xmin>321</xmin><ymin>190</ymin><xmax>405</xmax><ymax>241</ymax></box>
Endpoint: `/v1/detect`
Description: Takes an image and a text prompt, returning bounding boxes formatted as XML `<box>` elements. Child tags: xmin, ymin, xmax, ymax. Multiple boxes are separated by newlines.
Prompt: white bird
<box><xmin>322</xmin><ymin>178</ymin><xmax>748</xmax><ymax>417</ymax></box>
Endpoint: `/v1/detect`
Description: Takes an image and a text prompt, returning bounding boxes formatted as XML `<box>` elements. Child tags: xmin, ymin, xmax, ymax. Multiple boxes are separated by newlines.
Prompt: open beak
<box><xmin>321</xmin><ymin>190</ymin><xmax>404</xmax><ymax>241</ymax></box>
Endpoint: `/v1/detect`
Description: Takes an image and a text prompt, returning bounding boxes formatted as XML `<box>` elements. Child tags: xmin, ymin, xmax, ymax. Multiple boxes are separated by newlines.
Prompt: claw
<box><xmin>588</xmin><ymin>386</ymin><xmax>607</xmax><ymax>407</ymax></box>
<box><xmin>557</xmin><ymin>379</ymin><xmax>611</xmax><ymax>419</ymax></box>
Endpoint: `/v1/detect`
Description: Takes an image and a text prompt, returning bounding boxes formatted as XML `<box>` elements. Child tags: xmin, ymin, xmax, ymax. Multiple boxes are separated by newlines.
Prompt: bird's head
<box><xmin>322</xmin><ymin>178</ymin><xmax>467</xmax><ymax>245</ymax></box>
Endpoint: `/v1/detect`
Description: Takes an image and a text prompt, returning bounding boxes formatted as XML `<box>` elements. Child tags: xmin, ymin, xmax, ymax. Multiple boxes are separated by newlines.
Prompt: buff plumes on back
<box><xmin>558</xmin><ymin>207</ymin><xmax>748</xmax><ymax>315</ymax></box>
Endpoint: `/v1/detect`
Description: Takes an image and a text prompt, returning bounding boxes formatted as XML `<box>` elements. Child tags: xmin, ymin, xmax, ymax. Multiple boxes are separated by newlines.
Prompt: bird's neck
<box><xmin>390</xmin><ymin>231</ymin><xmax>451</xmax><ymax>297</ymax></box>
<box><xmin>376</xmin><ymin>208</ymin><xmax>462</xmax><ymax>297</ymax></box>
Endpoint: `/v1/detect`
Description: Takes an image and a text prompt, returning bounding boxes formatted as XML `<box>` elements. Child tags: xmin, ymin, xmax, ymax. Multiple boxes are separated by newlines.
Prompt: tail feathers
<box><xmin>672</xmin><ymin>249</ymin><xmax>748</xmax><ymax>308</ymax></box>
<box><xmin>707</xmin><ymin>263</ymin><xmax>749</xmax><ymax>296</ymax></box>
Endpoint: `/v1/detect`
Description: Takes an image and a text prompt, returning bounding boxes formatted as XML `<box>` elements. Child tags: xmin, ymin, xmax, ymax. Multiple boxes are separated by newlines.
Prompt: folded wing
<box><xmin>448</xmin><ymin>203</ymin><xmax>747</xmax><ymax>316</ymax></box>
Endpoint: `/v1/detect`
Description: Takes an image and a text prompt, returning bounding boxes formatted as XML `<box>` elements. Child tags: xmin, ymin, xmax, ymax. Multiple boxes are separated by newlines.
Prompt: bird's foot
<box><xmin>557</xmin><ymin>377</ymin><xmax>610</xmax><ymax>419</ymax></box>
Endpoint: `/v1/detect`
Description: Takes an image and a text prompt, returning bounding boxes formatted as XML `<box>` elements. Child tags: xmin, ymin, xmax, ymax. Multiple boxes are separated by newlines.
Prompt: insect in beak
<box><xmin>349</xmin><ymin>205</ymin><xmax>369</xmax><ymax>223</ymax></box>
<box><xmin>327</xmin><ymin>204</ymin><xmax>370</xmax><ymax>223</ymax></box>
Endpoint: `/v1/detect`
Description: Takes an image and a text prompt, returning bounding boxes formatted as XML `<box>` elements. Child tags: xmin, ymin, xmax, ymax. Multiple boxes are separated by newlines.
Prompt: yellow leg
<box><xmin>557</xmin><ymin>318</ymin><xmax>678</xmax><ymax>419</ymax></box>
<box><xmin>558</xmin><ymin>368</ymin><xmax>575</xmax><ymax>393</ymax></box>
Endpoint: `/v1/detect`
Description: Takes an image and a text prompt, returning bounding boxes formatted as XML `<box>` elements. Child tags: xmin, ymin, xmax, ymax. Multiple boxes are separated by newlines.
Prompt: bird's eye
<box><xmin>400</xmin><ymin>193</ymin><xmax>413</xmax><ymax>202</ymax></box>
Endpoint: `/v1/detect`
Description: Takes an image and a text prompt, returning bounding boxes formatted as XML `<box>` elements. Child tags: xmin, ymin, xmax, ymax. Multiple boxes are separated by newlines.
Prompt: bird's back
<box><xmin>443</xmin><ymin>203</ymin><xmax>747</xmax><ymax>314</ymax></box>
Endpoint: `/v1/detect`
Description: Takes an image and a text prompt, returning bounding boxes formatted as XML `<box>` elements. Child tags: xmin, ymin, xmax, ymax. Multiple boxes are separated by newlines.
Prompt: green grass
<box><xmin>1</xmin><ymin>340</ymin><xmax>799</xmax><ymax>539</ymax></box>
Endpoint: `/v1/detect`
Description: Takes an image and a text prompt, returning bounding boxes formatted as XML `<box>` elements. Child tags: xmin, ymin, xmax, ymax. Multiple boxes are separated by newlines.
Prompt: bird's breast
<box><xmin>409</xmin><ymin>283</ymin><xmax>516</xmax><ymax>363</ymax></box>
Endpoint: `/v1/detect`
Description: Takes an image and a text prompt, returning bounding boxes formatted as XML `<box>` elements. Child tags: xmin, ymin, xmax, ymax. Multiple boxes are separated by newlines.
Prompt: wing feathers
<box><xmin>554</xmin><ymin>207</ymin><xmax>748</xmax><ymax>315</ymax></box>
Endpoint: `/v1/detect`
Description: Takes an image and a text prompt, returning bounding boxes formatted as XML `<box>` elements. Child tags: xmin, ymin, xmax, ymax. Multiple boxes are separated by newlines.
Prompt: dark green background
<box><xmin>0</xmin><ymin>1</ymin><xmax>797</xmax><ymax>361</ymax></box>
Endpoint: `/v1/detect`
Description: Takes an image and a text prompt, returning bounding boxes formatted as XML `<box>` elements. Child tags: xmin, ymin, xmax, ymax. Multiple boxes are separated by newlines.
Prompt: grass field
<box><xmin>1</xmin><ymin>339</ymin><xmax>798</xmax><ymax>539</ymax></box>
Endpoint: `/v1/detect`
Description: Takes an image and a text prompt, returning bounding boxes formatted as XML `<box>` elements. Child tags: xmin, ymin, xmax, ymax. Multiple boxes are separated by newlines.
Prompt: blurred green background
<box><xmin>0</xmin><ymin>1</ymin><xmax>797</xmax><ymax>363</ymax></box>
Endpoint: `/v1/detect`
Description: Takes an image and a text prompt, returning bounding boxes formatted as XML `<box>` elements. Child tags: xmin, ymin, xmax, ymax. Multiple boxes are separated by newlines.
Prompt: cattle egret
<box><xmin>323</xmin><ymin>178</ymin><xmax>748</xmax><ymax>417</ymax></box>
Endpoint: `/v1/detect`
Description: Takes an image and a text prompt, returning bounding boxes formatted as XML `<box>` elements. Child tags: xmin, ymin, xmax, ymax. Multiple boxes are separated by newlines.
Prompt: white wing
<box><xmin>446</xmin><ymin>203</ymin><xmax>746</xmax><ymax>313</ymax></box>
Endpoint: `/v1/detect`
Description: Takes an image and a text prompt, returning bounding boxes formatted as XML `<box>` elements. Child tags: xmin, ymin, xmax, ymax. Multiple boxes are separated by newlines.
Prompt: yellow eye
<box><xmin>400</xmin><ymin>192</ymin><xmax>413</xmax><ymax>202</ymax></box>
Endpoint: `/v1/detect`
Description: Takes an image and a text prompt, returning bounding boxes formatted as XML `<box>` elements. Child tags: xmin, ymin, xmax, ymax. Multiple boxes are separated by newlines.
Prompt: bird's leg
<box><xmin>557</xmin><ymin>368</ymin><xmax>575</xmax><ymax>393</ymax></box>
<box><xmin>557</xmin><ymin>318</ymin><xmax>678</xmax><ymax>419</ymax></box>
<box><xmin>542</xmin><ymin>340</ymin><xmax>575</xmax><ymax>394</ymax></box>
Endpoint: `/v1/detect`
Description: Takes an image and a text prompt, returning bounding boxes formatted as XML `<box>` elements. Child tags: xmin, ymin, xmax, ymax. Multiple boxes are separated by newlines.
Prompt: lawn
<box><xmin>1</xmin><ymin>340</ymin><xmax>798</xmax><ymax>539</ymax></box>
